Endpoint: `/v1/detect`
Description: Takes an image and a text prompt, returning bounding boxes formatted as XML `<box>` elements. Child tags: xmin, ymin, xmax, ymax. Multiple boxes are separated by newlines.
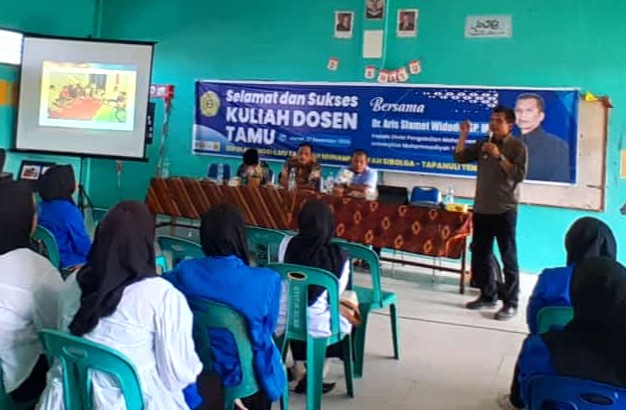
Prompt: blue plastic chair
<box><xmin>188</xmin><ymin>298</ymin><xmax>289</xmax><ymax>410</ymax></box>
<box><xmin>156</xmin><ymin>235</ymin><xmax>205</xmax><ymax>270</ymax></box>
<box><xmin>526</xmin><ymin>375</ymin><xmax>626</xmax><ymax>409</ymax></box>
<box><xmin>537</xmin><ymin>306</ymin><xmax>574</xmax><ymax>334</ymax></box>
<box><xmin>33</xmin><ymin>225</ymin><xmax>62</xmax><ymax>270</ymax></box>
<box><xmin>266</xmin><ymin>263</ymin><xmax>355</xmax><ymax>410</ymax></box>
<box><xmin>409</xmin><ymin>186</ymin><xmax>441</xmax><ymax>205</ymax></box>
<box><xmin>207</xmin><ymin>164</ymin><xmax>232</xmax><ymax>181</ymax></box>
<box><xmin>333</xmin><ymin>241</ymin><xmax>399</xmax><ymax>378</ymax></box>
<box><xmin>38</xmin><ymin>329</ymin><xmax>144</xmax><ymax>410</ymax></box>
<box><xmin>245</xmin><ymin>226</ymin><xmax>287</xmax><ymax>266</ymax></box>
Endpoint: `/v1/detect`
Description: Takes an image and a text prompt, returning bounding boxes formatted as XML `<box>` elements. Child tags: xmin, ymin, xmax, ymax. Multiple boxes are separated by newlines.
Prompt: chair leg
<box><xmin>307</xmin><ymin>337</ymin><xmax>328</xmax><ymax>410</ymax></box>
<box><xmin>352</xmin><ymin>306</ymin><xmax>371</xmax><ymax>378</ymax></box>
<box><xmin>342</xmin><ymin>336</ymin><xmax>355</xmax><ymax>398</ymax></box>
<box><xmin>281</xmin><ymin>368</ymin><xmax>290</xmax><ymax>410</ymax></box>
<box><xmin>390</xmin><ymin>303</ymin><xmax>400</xmax><ymax>360</ymax></box>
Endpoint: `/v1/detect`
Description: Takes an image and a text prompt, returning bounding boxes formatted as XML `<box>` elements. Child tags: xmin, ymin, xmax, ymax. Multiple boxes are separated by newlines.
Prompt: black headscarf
<box><xmin>200</xmin><ymin>204</ymin><xmax>250</xmax><ymax>265</ymax></box>
<box><xmin>39</xmin><ymin>165</ymin><xmax>76</xmax><ymax>202</ymax></box>
<box><xmin>0</xmin><ymin>181</ymin><xmax>34</xmax><ymax>256</ymax></box>
<box><xmin>543</xmin><ymin>257</ymin><xmax>626</xmax><ymax>388</ymax></box>
<box><xmin>69</xmin><ymin>201</ymin><xmax>157</xmax><ymax>336</ymax></box>
<box><xmin>243</xmin><ymin>148</ymin><xmax>260</xmax><ymax>166</ymax></box>
<box><xmin>565</xmin><ymin>217</ymin><xmax>617</xmax><ymax>266</ymax></box>
<box><xmin>284</xmin><ymin>200</ymin><xmax>348</xmax><ymax>305</ymax></box>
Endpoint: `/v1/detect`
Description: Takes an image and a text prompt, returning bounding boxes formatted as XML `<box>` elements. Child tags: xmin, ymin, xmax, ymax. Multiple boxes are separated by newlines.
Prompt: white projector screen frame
<box><xmin>14</xmin><ymin>35</ymin><xmax>154</xmax><ymax>160</ymax></box>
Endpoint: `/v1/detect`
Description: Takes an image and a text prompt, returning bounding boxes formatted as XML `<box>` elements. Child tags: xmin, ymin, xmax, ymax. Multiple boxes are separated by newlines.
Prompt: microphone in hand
<box><xmin>481</xmin><ymin>131</ymin><xmax>494</xmax><ymax>159</ymax></box>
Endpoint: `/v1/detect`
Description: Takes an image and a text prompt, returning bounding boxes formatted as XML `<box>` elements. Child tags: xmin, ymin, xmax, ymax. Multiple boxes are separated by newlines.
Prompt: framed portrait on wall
<box><xmin>397</xmin><ymin>9</ymin><xmax>418</xmax><ymax>37</ymax></box>
<box><xmin>334</xmin><ymin>11</ymin><xmax>354</xmax><ymax>39</ymax></box>
<box><xmin>366</xmin><ymin>0</ymin><xmax>384</xmax><ymax>20</ymax></box>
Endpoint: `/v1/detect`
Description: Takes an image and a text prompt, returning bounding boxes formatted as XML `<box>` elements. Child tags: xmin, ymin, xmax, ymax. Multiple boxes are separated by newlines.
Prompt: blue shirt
<box><xmin>518</xmin><ymin>335</ymin><xmax>558</xmax><ymax>406</ymax></box>
<box><xmin>337</xmin><ymin>166</ymin><xmax>378</xmax><ymax>189</ymax></box>
<box><xmin>164</xmin><ymin>256</ymin><xmax>286</xmax><ymax>402</ymax></box>
<box><xmin>526</xmin><ymin>265</ymin><xmax>574</xmax><ymax>334</ymax></box>
<box><xmin>37</xmin><ymin>200</ymin><xmax>91</xmax><ymax>269</ymax></box>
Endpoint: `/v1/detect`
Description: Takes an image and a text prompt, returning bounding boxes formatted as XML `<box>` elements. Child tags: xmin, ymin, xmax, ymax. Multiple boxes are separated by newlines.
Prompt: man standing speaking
<box><xmin>454</xmin><ymin>106</ymin><xmax>528</xmax><ymax>320</ymax></box>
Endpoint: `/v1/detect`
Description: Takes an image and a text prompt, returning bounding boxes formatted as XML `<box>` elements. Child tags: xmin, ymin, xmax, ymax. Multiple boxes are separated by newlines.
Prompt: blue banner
<box><xmin>193</xmin><ymin>81</ymin><xmax>578</xmax><ymax>184</ymax></box>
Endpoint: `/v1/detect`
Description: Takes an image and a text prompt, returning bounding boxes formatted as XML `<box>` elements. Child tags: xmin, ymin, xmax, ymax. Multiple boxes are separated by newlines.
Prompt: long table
<box><xmin>146</xmin><ymin>177</ymin><xmax>473</xmax><ymax>293</ymax></box>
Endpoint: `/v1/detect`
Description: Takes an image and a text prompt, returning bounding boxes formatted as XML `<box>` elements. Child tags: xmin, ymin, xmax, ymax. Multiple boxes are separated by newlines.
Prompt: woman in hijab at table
<box><xmin>37</xmin><ymin>165</ymin><xmax>91</xmax><ymax>271</ymax></box>
<box><xmin>0</xmin><ymin>181</ymin><xmax>64</xmax><ymax>405</ymax></box>
<box><xmin>38</xmin><ymin>201</ymin><xmax>202</xmax><ymax>410</ymax></box>
<box><xmin>164</xmin><ymin>204</ymin><xmax>285</xmax><ymax>410</ymax></box>
<box><xmin>499</xmin><ymin>217</ymin><xmax>617</xmax><ymax>409</ymax></box>
<box><xmin>517</xmin><ymin>257</ymin><xmax>626</xmax><ymax>407</ymax></box>
<box><xmin>277</xmin><ymin>199</ymin><xmax>352</xmax><ymax>393</ymax></box>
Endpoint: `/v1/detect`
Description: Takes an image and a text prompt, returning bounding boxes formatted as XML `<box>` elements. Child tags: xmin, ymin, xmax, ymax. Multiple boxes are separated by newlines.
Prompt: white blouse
<box><xmin>275</xmin><ymin>237</ymin><xmax>352</xmax><ymax>338</ymax></box>
<box><xmin>0</xmin><ymin>248</ymin><xmax>64</xmax><ymax>393</ymax></box>
<box><xmin>37</xmin><ymin>275</ymin><xmax>203</xmax><ymax>410</ymax></box>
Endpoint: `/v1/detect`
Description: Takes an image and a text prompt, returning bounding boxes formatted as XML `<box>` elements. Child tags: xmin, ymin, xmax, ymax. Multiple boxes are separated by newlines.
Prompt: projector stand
<box><xmin>76</xmin><ymin>156</ymin><xmax>94</xmax><ymax>216</ymax></box>
<box><xmin>77</xmin><ymin>184</ymin><xmax>94</xmax><ymax>215</ymax></box>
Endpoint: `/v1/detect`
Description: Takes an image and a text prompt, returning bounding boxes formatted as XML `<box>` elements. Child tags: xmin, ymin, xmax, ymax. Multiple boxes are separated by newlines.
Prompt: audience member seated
<box><xmin>279</xmin><ymin>143</ymin><xmax>321</xmax><ymax>190</ymax></box>
<box><xmin>38</xmin><ymin>201</ymin><xmax>202</xmax><ymax>410</ymax></box>
<box><xmin>526</xmin><ymin>217</ymin><xmax>616</xmax><ymax>335</ymax></box>
<box><xmin>277</xmin><ymin>199</ymin><xmax>352</xmax><ymax>394</ymax></box>
<box><xmin>37</xmin><ymin>165</ymin><xmax>91</xmax><ymax>273</ymax></box>
<box><xmin>517</xmin><ymin>258</ymin><xmax>626</xmax><ymax>407</ymax></box>
<box><xmin>0</xmin><ymin>181</ymin><xmax>64</xmax><ymax>405</ymax></box>
<box><xmin>333</xmin><ymin>149</ymin><xmax>378</xmax><ymax>196</ymax></box>
<box><xmin>499</xmin><ymin>217</ymin><xmax>617</xmax><ymax>409</ymax></box>
<box><xmin>236</xmin><ymin>148</ymin><xmax>272</xmax><ymax>186</ymax></box>
<box><xmin>164</xmin><ymin>204</ymin><xmax>285</xmax><ymax>410</ymax></box>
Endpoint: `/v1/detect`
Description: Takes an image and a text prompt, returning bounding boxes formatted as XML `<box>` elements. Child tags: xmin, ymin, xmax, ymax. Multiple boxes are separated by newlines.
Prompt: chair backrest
<box><xmin>187</xmin><ymin>298</ymin><xmax>259</xmax><ymax>402</ymax></box>
<box><xmin>207</xmin><ymin>164</ymin><xmax>232</xmax><ymax>181</ymax></box>
<box><xmin>33</xmin><ymin>225</ymin><xmax>61</xmax><ymax>269</ymax></box>
<box><xmin>38</xmin><ymin>329</ymin><xmax>144</xmax><ymax>410</ymax></box>
<box><xmin>265</xmin><ymin>263</ymin><xmax>341</xmax><ymax>340</ymax></box>
<box><xmin>410</xmin><ymin>186</ymin><xmax>441</xmax><ymax>205</ymax></box>
<box><xmin>527</xmin><ymin>375</ymin><xmax>626</xmax><ymax>409</ymax></box>
<box><xmin>156</xmin><ymin>235</ymin><xmax>205</xmax><ymax>270</ymax></box>
<box><xmin>333</xmin><ymin>241</ymin><xmax>382</xmax><ymax>302</ymax></box>
<box><xmin>155</xmin><ymin>255</ymin><xmax>168</xmax><ymax>274</ymax></box>
<box><xmin>537</xmin><ymin>306</ymin><xmax>574</xmax><ymax>334</ymax></box>
<box><xmin>245</xmin><ymin>226</ymin><xmax>287</xmax><ymax>266</ymax></box>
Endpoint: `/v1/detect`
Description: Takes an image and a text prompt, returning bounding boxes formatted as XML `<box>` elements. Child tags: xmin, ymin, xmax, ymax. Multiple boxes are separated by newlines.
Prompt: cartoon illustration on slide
<box><xmin>39</xmin><ymin>62</ymin><xmax>137</xmax><ymax>131</ymax></box>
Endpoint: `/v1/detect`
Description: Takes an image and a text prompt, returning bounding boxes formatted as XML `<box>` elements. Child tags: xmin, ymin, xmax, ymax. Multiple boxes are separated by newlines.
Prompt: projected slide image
<box><xmin>39</xmin><ymin>61</ymin><xmax>137</xmax><ymax>131</ymax></box>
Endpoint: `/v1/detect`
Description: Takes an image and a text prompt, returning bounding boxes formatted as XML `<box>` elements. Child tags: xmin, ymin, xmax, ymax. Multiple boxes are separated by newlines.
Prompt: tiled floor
<box><xmin>283</xmin><ymin>263</ymin><xmax>537</xmax><ymax>409</ymax></box>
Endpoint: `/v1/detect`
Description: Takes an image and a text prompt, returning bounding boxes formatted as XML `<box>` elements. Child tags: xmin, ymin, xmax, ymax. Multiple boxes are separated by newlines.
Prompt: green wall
<box><xmin>3</xmin><ymin>0</ymin><xmax>625</xmax><ymax>272</ymax></box>
<box><xmin>0</xmin><ymin>0</ymin><xmax>98</xmax><ymax>177</ymax></box>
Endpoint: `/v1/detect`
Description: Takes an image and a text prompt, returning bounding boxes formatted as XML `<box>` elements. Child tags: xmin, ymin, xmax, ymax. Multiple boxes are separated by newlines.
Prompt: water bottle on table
<box><xmin>288</xmin><ymin>168</ymin><xmax>297</xmax><ymax>191</ymax></box>
<box><xmin>444</xmin><ymin>183</ymin><xmax>455</xmax><ymax>205</ymax></box>
<box><xmin>216</xmin><ymin>163</ymin><xmax>224</xmax><ymax>184</ymax></box>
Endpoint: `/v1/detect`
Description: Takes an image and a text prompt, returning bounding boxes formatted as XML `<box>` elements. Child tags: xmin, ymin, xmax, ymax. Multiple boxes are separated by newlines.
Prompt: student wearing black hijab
<box><xmin>499</xmin><ymin>217</ymin><xmax>617</xmax><ymax>409</ymax></box>
<box><xmin>38</xmin><ymin>165</ymin><xmax>91</xmax><ymax>270</ymax></box>
<box><xmin>164</xmin><ymin>204</ymin><xmax>286</xmax><ymax>410</ymax></box>
<box><xmin>277</xmin><ymin>199</ymin><xmax>352</xmax><ymax>394</ymax></box>
<box><xmin>0</xmin><ymin>181</ymin><xmax>64</xmax><ymax>404</ymax></box>
<box><xmin>39</xmin><ymin>201</ymin><xmax>202</xmax><ymax>410</ymax></box>
<box><xmin>517</xmin><ymin>258</ymin><xmax>626</xmax><ymax>407</ymax></box>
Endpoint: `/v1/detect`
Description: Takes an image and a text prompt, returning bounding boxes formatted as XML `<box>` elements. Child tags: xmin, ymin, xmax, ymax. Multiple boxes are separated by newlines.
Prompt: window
<box><xmin>0</xmin><ymin>29</ymin><xmax>23</xmax><ymax>65</ymax></box>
